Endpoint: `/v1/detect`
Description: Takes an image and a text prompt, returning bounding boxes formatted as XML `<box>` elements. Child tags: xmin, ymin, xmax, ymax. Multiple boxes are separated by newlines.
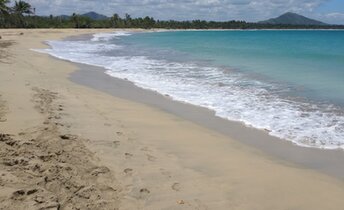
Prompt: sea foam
<box><xmin>91</xmin><ymin>31</ymin><xmax>131</xmax><ymax>42</ymax></box>
<box><xmin>35</xmin><ymin>31</ymin><xmax>344</xmax><ymax>150</ymax></box>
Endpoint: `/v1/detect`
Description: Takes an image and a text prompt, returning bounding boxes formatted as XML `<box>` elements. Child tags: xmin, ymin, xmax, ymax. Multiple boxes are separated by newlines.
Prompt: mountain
<box><xmin>81</xmin><ymin>12</ymin><xmax>108</xmax><ymax>20</ymax></box>
<box><xmin>259</xmin><ymin>12</ymin><xmax>327</xmax><ymax>25</ymax></box>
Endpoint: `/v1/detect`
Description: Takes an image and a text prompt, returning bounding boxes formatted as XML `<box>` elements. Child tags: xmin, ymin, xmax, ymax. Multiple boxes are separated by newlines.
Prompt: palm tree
<box><xmin>0</xmin><ymin>0</ymin><xmax>10</xmax><ymax>15</ymax></box>
<box><xmin>110</xmin><ymin>13</ymin><xmax>119</xmax><ymax>28</ymax></box>
<box><xmin>13</xmin><ymin>0</ymin><xmax>33</xmax><ymax>27</ymax></box>
<box><xmin>125</xmin><ymin>13</ymin><xmax>131</xmax><ymax>27</ymax></box>
<box><xmin>71</xmin><ymin>13</ymin><xmax>81</xmax><ymax>28</ymax></box>
<box><xmin>13</xmin><ymin>0</ymin><xmax>32</xmax><ymax>15</ymax></box>
<box><xmin>0</xmin><ymin>0</ymin><xmax>10</xmax><ymax>27</ymax></box>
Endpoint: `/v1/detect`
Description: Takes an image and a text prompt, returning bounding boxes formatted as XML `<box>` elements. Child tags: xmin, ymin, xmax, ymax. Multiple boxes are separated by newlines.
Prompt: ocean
<box><xmin>37</xmin><ymin>30</ymin><xmax>344</xmax><ymax>150</ymax></box>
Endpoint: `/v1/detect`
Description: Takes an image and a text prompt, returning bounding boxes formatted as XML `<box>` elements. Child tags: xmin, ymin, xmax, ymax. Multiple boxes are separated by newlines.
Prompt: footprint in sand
<box><xmin>90</xmin><ymin>166</ymin><xmax>110</xmax><ymax>176</ymax></box>
<box><xmin>11</xmin><ymin>188</ymin><xmax>39</xmax><ymax>200</ymax></box>
<box><xmin>146</xmin><ymin>154</ymin><xmax>157</xmax><ymax>162</ymax></box>
<box><xmin>131</xmin><ymin>188</ymin><xmax>150</xmax><ymax>200</ymax></box>
<box><xmin>140</xmin><ymin>147</ymin><xmax>151</xmax><ymax>152</ymax></box>
<box><xmin>61</xmin><ymin>134</ymin><xmax>78</xmax><ymax>140</ymax></box>
<box><xmin>171</xmin><ymin>182</ymin><xmax>181</xmax><ymax>191</ymax></box>
<box><xmin>124</xmin><ymin>153</ymin><xmax>133</xmax><ymax>158</ymax></box>
<box><xmin>160</xmin><ymin>168</ymin><xmax>172</xmax><ymax>178</ymax></box>
<box><xmin>113</xmin><ymin>141</ymin><xmax>120</xmax><ymax>148</ymax></box>
<box><xmin>139</xmin><ymin>188</ymin><xmax>150</xmax><ymax>199</ymax></box>
<box><xmin>11</xmin><ymin>190</ymin><xmax>26</xmax><ymax>200</ymax></box>
<box><xmin>123</xmin><ymin>168</ymin><xmax>133</xmax><ymax>175</ymax></box>
<box><xmin>193</xmin><ymin>199</ymin><xmax>209</xmax><ymax>210</ymax></box>
<box><xmin>58</xmin><ymin>105</ymin><xmax>63</xmax><ymax>111</ymax></box>
<box><xmin>127</xmin><ymin>137</ymin><xmax>135</xmax><ymax>142</ymax></box>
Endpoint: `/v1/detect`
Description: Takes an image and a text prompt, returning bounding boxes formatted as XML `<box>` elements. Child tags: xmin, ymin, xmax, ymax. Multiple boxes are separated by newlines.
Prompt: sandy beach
<box><xmin>0</xmin><ymin>29</ymin><xmax>344</xmax><ymax>210</ymax></box>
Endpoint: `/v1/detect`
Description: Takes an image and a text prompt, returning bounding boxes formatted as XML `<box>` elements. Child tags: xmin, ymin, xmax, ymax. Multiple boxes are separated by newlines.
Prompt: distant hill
<box><xmin>259</xmin><ymin>12</ymin><xmax>327</xmax><ymax>25</ymax></box>
<box><xmin>81</xmin><ymin>12</ymin><xmax>108</xmax><ymax>20</ymax></box>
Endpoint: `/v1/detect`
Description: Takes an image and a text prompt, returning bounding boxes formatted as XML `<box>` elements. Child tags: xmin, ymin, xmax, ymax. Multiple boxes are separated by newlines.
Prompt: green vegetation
<box><xmin>1</xmin><ymin>0</ymin><xmax>343</xmax><ymax>29</ymax></box>
<box><xmin>0</xmin><ymin>0</ymin><xmax>10</xmax><ymax>27</ymax></box>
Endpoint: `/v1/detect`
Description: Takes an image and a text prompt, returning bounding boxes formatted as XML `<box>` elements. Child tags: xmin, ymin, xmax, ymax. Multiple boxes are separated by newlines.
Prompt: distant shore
<box><xmin>0</xmin><ymin>29</ymin><xmax>343</xmax><ymax>210</ymax></box>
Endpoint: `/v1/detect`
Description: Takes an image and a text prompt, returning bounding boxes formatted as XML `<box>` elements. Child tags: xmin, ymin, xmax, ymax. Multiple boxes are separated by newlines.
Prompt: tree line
<box><xmin>1</xmin><ymin>0</ymin><xmax>344</xmax><ymax>29</ymax></box>
<box><xmin>0</xmin><ymin>0</ymin><xmax>34</xmax><ymax>27</ymax></box>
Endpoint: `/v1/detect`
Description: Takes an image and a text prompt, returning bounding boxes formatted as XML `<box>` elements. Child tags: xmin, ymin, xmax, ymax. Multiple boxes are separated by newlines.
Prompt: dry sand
<box><xmin>0</xmin><ymin>29</ymin><xmax>343</xmax><ymax>210</ymax></box>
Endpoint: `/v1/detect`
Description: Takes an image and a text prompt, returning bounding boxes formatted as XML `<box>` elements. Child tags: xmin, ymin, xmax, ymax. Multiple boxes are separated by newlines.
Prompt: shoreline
<box><xmin>1</xmin><ymin>29</ymin><xmax>344</xmax><ymax>209</ymax></box>
<box><xmin>70</xmin><ymin>63</ymin><xmax>344</xmax><ymax>180</ymax></box>
<box><xmin>57</xmin><ymin>29</ymin><xmax>344</xmax><ymax>151</ymax></box>
<box><xmin>155</xmin><ymin>28</ymin><xmax>344</xmax><ymax>31</ymax></box>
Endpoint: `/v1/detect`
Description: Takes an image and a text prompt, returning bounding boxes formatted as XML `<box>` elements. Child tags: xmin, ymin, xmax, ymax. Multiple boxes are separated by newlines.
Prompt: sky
<box><xmin>24</xmin><ymin>0</ymin><xmax>344</xmax><ymax>24</ymax></box>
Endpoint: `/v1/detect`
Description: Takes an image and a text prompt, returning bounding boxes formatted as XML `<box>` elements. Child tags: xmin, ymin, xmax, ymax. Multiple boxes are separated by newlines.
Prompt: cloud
<box><xmin>317</xmin><ymin>12</ymin><xmax>344</xmax><ymax>24</ymax></box>
<box><xmin>325</xmin><ymin>12</ymin><xmax>344</xmax><ymax>18</ymax></box>
<box><xmin>25</xmin><ymin>0</ymin><xmax>337</xmax><ymax>23</ymax></box>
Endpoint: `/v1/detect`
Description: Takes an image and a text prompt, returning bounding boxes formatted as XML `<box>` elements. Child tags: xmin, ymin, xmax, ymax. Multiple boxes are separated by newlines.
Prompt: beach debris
<box><xmin>177</xmin><ymin>200</ymin><xmax>185</xmax><ymax>205</ymax></box>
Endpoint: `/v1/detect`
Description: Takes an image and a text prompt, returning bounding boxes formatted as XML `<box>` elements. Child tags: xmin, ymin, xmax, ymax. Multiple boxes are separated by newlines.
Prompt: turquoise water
<box><xmin>39</xmin><ymin>30</ymin><xmax>344</xmax><ymax>149</ymax></box>
<box><xmin>123</xmin><ymin>30</ymin><xmax>344</xmax><ymax>105</ymax></box>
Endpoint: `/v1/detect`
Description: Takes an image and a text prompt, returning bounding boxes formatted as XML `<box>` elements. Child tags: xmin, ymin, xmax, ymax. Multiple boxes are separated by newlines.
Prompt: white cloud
<box><xmin>24</xmin><ymin>0</ymin><xmax>339</xmax><ymax>23</ymax></box>
<box><xmin>319</xmin><ymin>12</ymin><xmax>344</xmax><ymax>24</ymax></box>
<box><xmin>326</xmin><ymin>12</ymin><xmax>344</xmax><ymax>18</ymax></box>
